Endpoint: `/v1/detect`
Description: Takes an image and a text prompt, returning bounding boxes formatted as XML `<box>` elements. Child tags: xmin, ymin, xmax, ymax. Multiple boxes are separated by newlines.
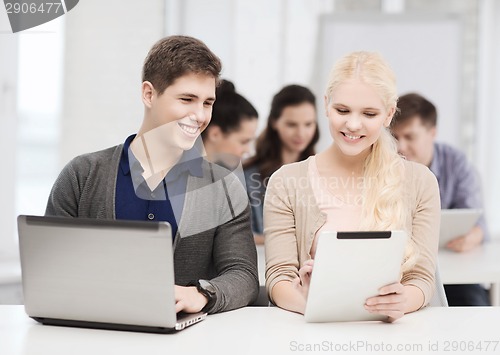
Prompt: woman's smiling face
<box><xmin>325</xmin><ymin>79</ymin><xmax>394</xmax><ymax>158</ymax></box>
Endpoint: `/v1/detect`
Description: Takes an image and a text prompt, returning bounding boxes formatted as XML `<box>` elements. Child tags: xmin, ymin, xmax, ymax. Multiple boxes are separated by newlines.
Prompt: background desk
<box><xmin>259</xmin><ymin>241</ymin><xmax>500</xmax><ymax>306</ymax></box>
<box><xmin>439</xmin><ymin>240</ymin><xmax>500</xmax><ymax>306</ymax></box>
<box><xmin>2</xmin><ymin>306</ymin><xmax>500</xmax><ymax>355</ymax></box>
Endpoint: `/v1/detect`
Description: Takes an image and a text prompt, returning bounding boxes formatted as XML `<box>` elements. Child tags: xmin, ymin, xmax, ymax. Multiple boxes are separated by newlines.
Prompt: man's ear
<box><xmin>429</xmin><ymin>125</ymin><xmax>437</xmax><ymax>139</ymax></box>
<box><xmin>384</xmin><ymin>106</ymin><xmax>396</xmax><ymax>128</ymax></box>
<box><xmin>142</xmin><ymin>81</ymin><xmax>155</xmax><ymax>108</ymax></box>
<box><xmin>206</xmin><ymin>125</ymin><xmax>223</xmax><ymax>142</ymax></box>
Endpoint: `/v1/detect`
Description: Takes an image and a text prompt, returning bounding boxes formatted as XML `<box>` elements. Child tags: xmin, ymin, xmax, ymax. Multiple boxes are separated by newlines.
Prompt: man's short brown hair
<box><xmin>393</xmin><ymin>92</ymin><xmax>437</xmax><ymax>128</ymax></box>
<box><xmin>142</xmin><ymin>35</ymin><xmax>222</xmax><ymax>95</ymax></box>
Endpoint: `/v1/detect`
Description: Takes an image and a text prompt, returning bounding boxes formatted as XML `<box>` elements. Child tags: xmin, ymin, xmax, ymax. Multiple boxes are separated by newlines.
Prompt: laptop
<box><xmin>17</xmin><ymin>215</ymin><xmax>207</xmax><ymax>333</ymax></box>
<box><xmin>439</xmin><ymin>209</ymin><xmax>482</xmax><ymax>249</ymax></box>
<box><xmin>304</xmin><ymin>231</ymin><xmax>407</xmax><ymax>323</ymax></box>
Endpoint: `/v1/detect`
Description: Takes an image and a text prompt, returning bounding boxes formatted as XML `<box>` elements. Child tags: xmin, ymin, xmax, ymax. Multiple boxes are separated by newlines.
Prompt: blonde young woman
<box><xmin>264</xmin><ymin>52</ymin><xmax>440</xmax><ymax>321</ymax></box>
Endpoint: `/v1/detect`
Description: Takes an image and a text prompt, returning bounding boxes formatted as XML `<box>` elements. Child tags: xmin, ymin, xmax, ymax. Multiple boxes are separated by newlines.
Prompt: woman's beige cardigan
<box><xmin>264</xmin><ymin>156</ymin><xmax>440</xmax><ymax>307</ymax></box>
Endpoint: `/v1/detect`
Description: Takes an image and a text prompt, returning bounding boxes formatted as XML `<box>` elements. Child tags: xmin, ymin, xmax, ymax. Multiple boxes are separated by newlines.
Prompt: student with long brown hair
<box><xmin>244</xmin><ymin>85</ymin><xmax>319</xmax><ymax>244</ymax></box>
<box><xmin>243</xmin><ymin>85</ymin><xmax>319</xmax><ymax>244</ymax></box>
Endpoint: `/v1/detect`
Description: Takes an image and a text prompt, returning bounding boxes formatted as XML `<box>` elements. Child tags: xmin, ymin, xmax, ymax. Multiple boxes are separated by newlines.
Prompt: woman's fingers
<box><xmin>364</xmin><ymin>282</ymin><xmax>407</xmax><ymax>322</ymax></box>
<box><xmin>298</xmin><ymin>265</ymin><xmax>313</xmax><ymax>279</ymax></box>
<box><xmin>291</xmin><ymin>260</ymin><xmax>315</xmax><ymax>298</ymax></box>
<box><xmin>366</xmin><ymin>293</ymin><xmax>404</xmax><ymax>306</ymax></box>
<box><xmin>298</xmin><ymin>260</ymin><xmax>314</xmax><ymax>281</ymax></box>
<box><xmin>378</xmin><ymin>282</ymin><xmax>404</xmax><ymax>295</ymax></box>
<box><xmin>365</xmin><ymin>303</ymin><xmax>405</xmax><ymax>321</ymax></box>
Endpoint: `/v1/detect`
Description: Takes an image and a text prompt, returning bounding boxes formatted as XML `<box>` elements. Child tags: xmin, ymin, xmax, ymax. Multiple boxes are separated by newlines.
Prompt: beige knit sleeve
<box><xmin>401</xmin><ymin>162</ymin><xmax>441</xmax><ymax>308</ymax></box>
<box><xmin>263</xmin><ymin>167</ymin><xmax>300</xmax><ymax>303</ymax></box>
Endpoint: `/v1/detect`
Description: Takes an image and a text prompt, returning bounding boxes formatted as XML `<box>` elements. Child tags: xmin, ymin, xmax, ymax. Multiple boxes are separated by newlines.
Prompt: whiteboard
<box><xmin>313</xmin><ymin>14</ymin><xmax>463</xmax><ymax>151</ymax></box>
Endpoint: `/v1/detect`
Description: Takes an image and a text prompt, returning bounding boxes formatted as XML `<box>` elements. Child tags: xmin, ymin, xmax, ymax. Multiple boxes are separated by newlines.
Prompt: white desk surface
<box><xmin>2</xmin><ymin>305</ymin><xmax>500</xmax><ymax>355</ymax></box>
<box><xmin>439</xmin><ymin>240</ymin><xmax>500</xmax><ymax>306</ymax></box>
<box><xmin>439</xmin><ymin>240</ymin><xmax>500</xmax><ymax>284</ymax></box>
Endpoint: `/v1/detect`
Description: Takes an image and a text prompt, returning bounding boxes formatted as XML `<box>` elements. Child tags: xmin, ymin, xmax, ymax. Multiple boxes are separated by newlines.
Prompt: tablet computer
<box><xmin>304</xmin><ymin>230</ymin><xmax>407</xmax><ymax>323</ymax></box>
<box><xmin>439</xmin><ymin>209</ymin><xmax>482</xmax><ymax>249</ymax></box>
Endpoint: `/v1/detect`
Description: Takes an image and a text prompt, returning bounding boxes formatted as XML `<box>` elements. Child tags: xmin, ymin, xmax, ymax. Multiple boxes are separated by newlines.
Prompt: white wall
<box><xmin>477</xmin><ymin>0</ymin><xmax>500</xmax><ymax>238</ymax></box>
<box><xmin>60</xmin><ymin>0</ymin><xmax>165</xmax><ymax>165</ymax></box>
<box><xmin>0</xmin><ymin>10</ymin><xmax>18</xmax><ymax>254</ymax></box>
<box><xmin>16</xmin><ymin>18</ymin><xmax>64</xmax><ymax>224</ymax></box>
<box><xmin>172</xmin><ymin>0</ymin><xmax>333</xmax><ymax>136</ymax></box>
<box><xmin>314</xmin><ymin>14</ymin><xmax>463</xmax><ymax>151</ymax></box>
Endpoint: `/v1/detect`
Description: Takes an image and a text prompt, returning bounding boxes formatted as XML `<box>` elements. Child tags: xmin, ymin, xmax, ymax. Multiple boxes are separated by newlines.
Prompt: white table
<box><xmin>439</xmin><ymin>240</ymin><xmax>500</xmax><ymax>306</ymax></box>
<box><xmin>2</xmin><ymin>306</ymin><xmax>500</xmax><ymax>355</ymax></box>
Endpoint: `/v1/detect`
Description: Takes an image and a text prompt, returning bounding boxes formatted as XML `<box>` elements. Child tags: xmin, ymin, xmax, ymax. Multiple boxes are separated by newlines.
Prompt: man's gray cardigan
<box><xmin>45</xmin><ymin>144</ymin><xmax>259</xmax><ymax>314</ymax></box>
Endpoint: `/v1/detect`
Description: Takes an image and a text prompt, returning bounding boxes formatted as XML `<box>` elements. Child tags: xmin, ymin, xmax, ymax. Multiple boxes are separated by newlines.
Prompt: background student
<box><xmin>244</xmin><ymin>85</ymin><xmax>319</xmax><ymax>244</ymax></box>
<box><xmin>45</xmin><ymin>35</ymin><xmax>259</xmax><ymax>314</ymax></box>
<box><xmin>201</xmin><ymin>79</ymin><xmax>259</xmax><ymax>170</ymax></box>
<box><xmin>390</xmin><ymin>92</ymin><xmax>490</xmax><ymax>306</ymax></box>
<box><xmin>264</xmin><ymin>52</ymin><xmax>440</xmax><ymax>321</ymax></box>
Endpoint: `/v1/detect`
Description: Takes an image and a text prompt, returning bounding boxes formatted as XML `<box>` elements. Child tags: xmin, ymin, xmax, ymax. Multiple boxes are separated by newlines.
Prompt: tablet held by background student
<box><xmin>391</xmin><ymin>92</ymin><xmax>490</xmax><ymax>306</ymax></box>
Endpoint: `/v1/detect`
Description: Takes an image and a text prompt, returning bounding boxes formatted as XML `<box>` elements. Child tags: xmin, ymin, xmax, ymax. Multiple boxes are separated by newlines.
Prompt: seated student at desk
<box><xmin>45</xmin><ymin>35</ymin><xmax>259</xmax><ymax>314</ymax></box>
<box><xmin>264</xmin><ymin>52</ymin><xmax>440</xmax><ymax>321</ymax></box>
<box><xmin>244</xmin><ymin>85</ymin><xmax>319</xmax><ymax>245</ymax></box>
<box><xmin>201</xmin><ymin>79</ymin><xmax>259</xmax><ymax>170</ymax></box>
<box><xmin>390</xmin><ymin>93</ymin><xmax>490</xmax><ymax>306</ymax></box>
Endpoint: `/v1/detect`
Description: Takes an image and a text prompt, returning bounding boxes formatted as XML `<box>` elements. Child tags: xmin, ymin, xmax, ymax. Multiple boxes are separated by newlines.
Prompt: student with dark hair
<box><xmin>244</xmin><ymin>85</ymin><xmax>319</xmax><ymax>244</ymax></box>
<box><xmin>391</xmin><ymin>92</ymin><xmax>490</xmax><ymax>307</ymax></box>
<box><xmin>202</xmin><ymin>79</ymin><xmax>258</xmax><ymax>170</ymax></box>
<box><xmin>45</xmin><ymin>36</ymin><xmax>259</xmax><ymax>314</ymax></box>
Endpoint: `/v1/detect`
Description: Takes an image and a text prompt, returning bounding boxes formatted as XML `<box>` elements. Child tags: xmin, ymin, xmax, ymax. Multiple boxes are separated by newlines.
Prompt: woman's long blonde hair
<box><xmin>326</xmin><ymin>52</ymin><xmax>416</xmax><ymax>272</ymax></box>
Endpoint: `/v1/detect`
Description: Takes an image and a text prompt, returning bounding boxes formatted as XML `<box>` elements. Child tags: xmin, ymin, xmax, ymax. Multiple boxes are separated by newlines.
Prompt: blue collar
<box><xmin>119</xmin><ymin>134</ymin><xmax>204</xmax><ymax>180</ymax></box>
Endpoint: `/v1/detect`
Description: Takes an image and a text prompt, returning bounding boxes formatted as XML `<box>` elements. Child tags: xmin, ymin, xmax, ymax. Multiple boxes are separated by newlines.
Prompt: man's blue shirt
<box><xmin>429</xmin><ymin>142</ymin><xmax>489</xmax><ymax>240</ymax></box>
<box><xmin>115</xmin><ymin>134</ymin><xmax>203</xmax><ymax>239</ymax></box>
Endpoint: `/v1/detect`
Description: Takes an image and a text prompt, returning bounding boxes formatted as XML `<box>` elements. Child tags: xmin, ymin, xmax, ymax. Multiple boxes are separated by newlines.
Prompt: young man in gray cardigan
<box><xmin>45</xmin><ymin>36</ymin><xmax>259</xmax><ymax>314</ymax></box>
